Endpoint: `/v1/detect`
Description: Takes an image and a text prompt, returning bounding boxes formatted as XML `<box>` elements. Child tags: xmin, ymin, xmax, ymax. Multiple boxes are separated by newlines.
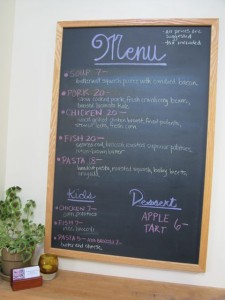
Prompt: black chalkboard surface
<box><xmin>45</xmin><ymin>19</ymin><xmax>218</xmax><ymax>272</ymax></box>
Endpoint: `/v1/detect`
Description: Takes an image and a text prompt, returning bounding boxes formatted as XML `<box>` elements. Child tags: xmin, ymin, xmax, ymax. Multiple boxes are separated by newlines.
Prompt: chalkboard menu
<box><xmin>45</xmin><ymin>19</ymin><xmax>218</xmax><ymax>272</ymax></box>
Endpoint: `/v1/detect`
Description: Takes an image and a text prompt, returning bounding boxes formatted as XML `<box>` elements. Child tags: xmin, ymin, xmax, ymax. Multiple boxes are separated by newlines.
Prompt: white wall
<box><xmin>3</xmin><ymin>0</ymin><xmax>225</xmax><ymax>289</ymax></box>
<box><xmin>0</xmin><ymin>0</ymin><xmax>15</xmax><ymax>197</ymax></box>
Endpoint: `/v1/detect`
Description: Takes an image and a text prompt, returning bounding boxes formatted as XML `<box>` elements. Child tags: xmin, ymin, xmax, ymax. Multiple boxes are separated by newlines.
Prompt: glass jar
<box><xmin>38</xmin><ymin>253</ymin><xmax>58</xmax><ymax>280</ymax></box>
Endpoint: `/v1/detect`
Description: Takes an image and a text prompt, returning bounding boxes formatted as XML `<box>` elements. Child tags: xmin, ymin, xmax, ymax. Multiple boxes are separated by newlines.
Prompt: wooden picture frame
<box><xmin>45</xmin><ymin>19</ymin><xmax>218</xmax><ymax>272</ymax></box>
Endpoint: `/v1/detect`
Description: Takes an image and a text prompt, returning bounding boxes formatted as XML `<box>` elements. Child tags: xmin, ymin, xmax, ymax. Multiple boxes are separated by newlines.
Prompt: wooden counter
<box><xmin>1</xmin><ymin>270</ymin><xmax>225</xmax><ymax>300</ymax></box>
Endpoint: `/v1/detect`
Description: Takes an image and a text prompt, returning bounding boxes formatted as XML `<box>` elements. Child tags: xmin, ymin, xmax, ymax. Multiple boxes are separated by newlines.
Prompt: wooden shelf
<box><xmin>1</xmin><ymin>270</ymin><xmax>225</xmax><ymax>299</ymax></box>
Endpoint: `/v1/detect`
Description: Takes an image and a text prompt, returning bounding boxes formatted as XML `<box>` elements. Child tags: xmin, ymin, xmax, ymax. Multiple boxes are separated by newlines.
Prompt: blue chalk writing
<box><xmin>67</xmin><ymin>188</ymin><xmax>96</xmax><ymax>203</ymax></box>
<box><xmin>92</xmin><ymin>34</ymin><xmax>167</xmax><ymax>66</ymax></box>
<box><xmin>129</xmin><ymin>188</ymin><xmax>181</xmax><ymax>210</ymax></box>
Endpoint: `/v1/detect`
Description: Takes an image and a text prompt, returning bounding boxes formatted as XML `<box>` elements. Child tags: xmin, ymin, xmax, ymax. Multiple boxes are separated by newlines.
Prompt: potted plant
<box><xmin>0</xmin><ymin>186</ymin><xmax>45</xmax><ymax>277</ymax></box>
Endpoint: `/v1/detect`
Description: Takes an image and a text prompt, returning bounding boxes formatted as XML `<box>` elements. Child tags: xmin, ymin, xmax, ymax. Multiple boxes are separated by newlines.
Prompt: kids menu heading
<box><xmin>52</xmin><ymin>26</ymin><xmax>211</xmax><ymax>264</ymax></box>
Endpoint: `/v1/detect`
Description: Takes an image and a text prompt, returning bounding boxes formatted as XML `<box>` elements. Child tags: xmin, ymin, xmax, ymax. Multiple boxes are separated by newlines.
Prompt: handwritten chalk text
<box><xmin>92</xmin><ymin>34</ymin><xmax>167</xmax><ymax>66</ymax></box>
<box><xmin>130</xmin><ymin>188</ymin><xmax>181</xmax><ymax>210</ymax></box>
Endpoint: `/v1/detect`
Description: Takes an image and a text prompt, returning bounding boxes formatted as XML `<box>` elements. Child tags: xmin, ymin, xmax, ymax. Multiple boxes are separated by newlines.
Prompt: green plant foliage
<box><xmin>0</xmin><ymin>186</ymin><xmax>45</xmax><ymax>262</ymax></box>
